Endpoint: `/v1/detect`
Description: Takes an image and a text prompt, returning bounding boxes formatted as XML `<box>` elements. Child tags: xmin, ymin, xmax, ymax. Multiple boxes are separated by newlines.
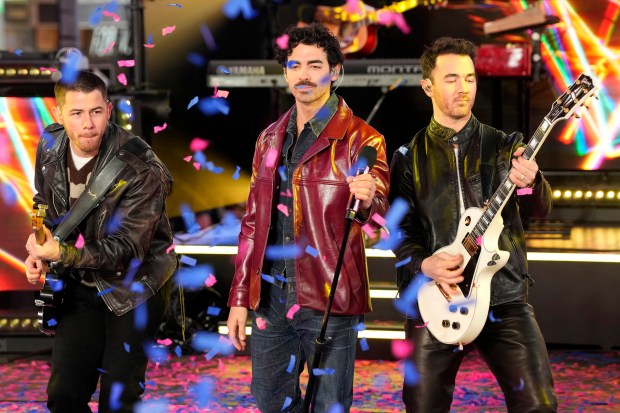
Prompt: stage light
<box><xmin>585</xmin><ymin>191</ymin><xmax>593</xmax><ymax>199</ymax></box>
<box><xmin>563</xmin><ymin>190</ymin><xmax>572</xmax><ymax>199</ymax></box>
<box><xmin>595</xmin><ymin>190</ymin><xmax>604</xmax><ymax>199</ymax></box>
<box><xmin>553</xmin><ymin>190</ymin><xmax>562</xmax><ymax>198</ymax></box>
<box><xmin>574</xmin><ymin>190</ymin><xmax>583</xmax><ymax>198</ymax></box>
<box><xmin>606</xmin><ymin>190</ymin><xmax>615</xmax><ymax>199</ymax></box>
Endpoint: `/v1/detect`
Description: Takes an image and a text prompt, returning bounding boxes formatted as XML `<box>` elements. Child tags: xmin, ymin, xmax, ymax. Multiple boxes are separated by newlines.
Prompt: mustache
<box><xmin>294</xmin><ymin>81</ymin><xmax>317</xmax><ymax>88</ymax></box>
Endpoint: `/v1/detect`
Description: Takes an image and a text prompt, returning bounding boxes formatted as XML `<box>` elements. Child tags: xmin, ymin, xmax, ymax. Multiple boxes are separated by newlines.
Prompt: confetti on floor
<box><xmin>0</xmin><ymin>350</ymin><xmax>618</xmax><ymax>412</ymax></box>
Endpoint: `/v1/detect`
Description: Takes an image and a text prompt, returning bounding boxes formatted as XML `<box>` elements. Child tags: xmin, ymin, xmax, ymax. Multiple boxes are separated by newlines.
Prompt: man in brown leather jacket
<box><xmin>24</xmin><ymin>71</ymin><xmax>177</xmax><ymax>413</ymax></box>
<box><xmin>389</xmin><ymin>37</ymin><xmax>557</xmax><ymax>412</ymax></box>
<box><xmin>227</xmin><ymin>23</ymin><xmax>389</xmax><ymax>412</ymax></box>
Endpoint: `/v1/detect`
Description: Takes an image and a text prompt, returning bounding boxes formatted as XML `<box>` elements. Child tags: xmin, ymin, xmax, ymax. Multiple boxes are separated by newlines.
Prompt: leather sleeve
<box><xmin>354</xmin><ymin>128</ymin><xmax>390</xmax><ymax>225</ymax></box>
<box><xmin>389</xmin><ymin>146</ymin><xmax>431</xmax><ymax>290</ymax></box>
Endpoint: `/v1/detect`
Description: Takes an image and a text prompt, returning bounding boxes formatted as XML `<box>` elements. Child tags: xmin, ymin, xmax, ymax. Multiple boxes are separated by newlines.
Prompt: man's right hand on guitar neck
<box><xmin>421</xmin><ymin>252</ymin><xmax>465</xmax><ymax>298</ymax></box>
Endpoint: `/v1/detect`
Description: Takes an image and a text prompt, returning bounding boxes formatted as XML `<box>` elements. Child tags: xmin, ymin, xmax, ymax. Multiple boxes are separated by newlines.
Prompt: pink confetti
<box><xmin>265</xmin><ymin>148</ymin><xmax>278</xmax><ymax>168</ymax></box>
<box><xmin>166</xmin><ymin>244</ymin><xmax>175</xmax><ymax>254</ymax></box>
<box><xmin>162</xmin><ymin>25</ymin><xmax>176</xmax><ymax>36</ymax></box>
<box><xmin>39</xmin><ymin>67</ymin><xmax>58</xmax><ymax>72</ymax></box>
<box><xmin>117</xmin><ymin>59</ymin><xmax>135</xmax><ymax>67</ymax></box>
<box><xmin>476</xmin><ymin>236</ymin><xmax>483</xmax><ymax>246</ymax></box>
<box><xmin>361</xmin><ymin>223</ymin><xmax>376</xmax><ymax>238</ymax></box>
<box><xmin>345</xmin><ymin>0</ymin><xmax>362</xmax><ymax>13</ymax></box>
<box><xmin>193</xmin><ymin>162</ymin><xmax>201</xmax><ymax>171</ymax></box>
<box><xmin>276</xmin><ymin>34</ymin><xmax>289</xmax><ymax>50</ymax></box>
<box><xmin>157</xmin><ymin>338</ymin><xmax>173</xmax><ymax>346</ymax></box>
<box><xmin>117</xmin><ymin>73</ymin><xmax>127</xmax><ymax>86</ymax></box>
<box><xmin>143</xmin><ymin>43</ymin><xmax>155</xmax><ymax>49</ymax></box>
<box><xmin>415</xmin><ymin>320</ymin><xmax>430</xmax><ymax>328</ymax></box>
<box><xmin>102</xmin><ymin>10</ymin><xmax>120</xmax><ymax>22</ymax></box>
<box><xmin>377</xmin><ymin>11</ymin><xmax>411</xmax><ymax>34</ymax></box>
<box><xmin>255</xmin><ymin>317</ymin><xmax>266</xmax><ymax>330</ymax></box>
<box><xmin>190</xmin><ymin>137</ymin><xmax>209</xmax><ymax>152</ymax></box>
<box><xmin>154</xmin><ymin>123</ymin><xmax>167</xmax><ymax>133</ymax></box>
<box><xmin>102</xmin><ymin>41</ymin><xmax>116</xmax><ymax>54</ymax></box>
<box><xmin>183</xmin><ymin>156</ymin><xmax>192</xmax><ymax>162</ymax></box>
<box><xmin>371</xmin><ymin>213</ymin><xmax>386</xmax><ymax>226</ymax></box>
<box><xmin>205</xmin><ymin>273</ymin><xmax>217</xmax><ymax>287</ymax></box>
<box><xmin>286</xmin><ymin>304</ymin><xmax>300</xmax><ymax>319</ymax></box>
<box><xmin>277</xmin><ymin>204</ymin><xmax>289</xmax><ymax>217</ymax></box>
<box><xmin>516</xmin><ymin>187</ymin><xmax>533</xmax><ymax>196</ymax></box>
<box><xmin>75</xmin><ymin>233</ymin><xmax>85</xmax><ymax>249</ymax></box>
<box><xmin>217</xmin><ymin>358</ymin><xmax>226</xmax><ymax>372</ymax></box>
<box><xmin>215</xmin><ymin>89</ymin><xmax>230</xmax><ymax>98</ymax></box>
<box><xmin>391</xmin><ymin>339</ymin><xmax>414</xmax><ymax>359</ymax></box>
<box><xmin>280</xmin><ymin>189</ymin><xmax>292</xmax><ymax>197</ymax></box>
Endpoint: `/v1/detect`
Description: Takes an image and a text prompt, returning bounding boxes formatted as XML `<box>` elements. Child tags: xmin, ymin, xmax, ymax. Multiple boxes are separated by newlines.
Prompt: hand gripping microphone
<box><xmin>346</xmin><ymin>146</ymin><xmax>378</xmax><ymax>221</ymax></box>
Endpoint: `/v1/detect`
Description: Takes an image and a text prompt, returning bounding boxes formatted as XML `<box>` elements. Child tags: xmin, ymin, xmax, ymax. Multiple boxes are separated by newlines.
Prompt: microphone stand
<box><xmin>302</xmin><ymin>208</ymin><xmax>357</xmax><ymax>413</ymax></box>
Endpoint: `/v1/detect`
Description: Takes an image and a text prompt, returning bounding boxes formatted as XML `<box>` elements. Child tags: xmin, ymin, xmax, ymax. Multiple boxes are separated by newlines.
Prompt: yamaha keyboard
<box><xmin>207</xmin><ymin>59</ymin><xmax>422</xmax><ymax>88</ymax></box>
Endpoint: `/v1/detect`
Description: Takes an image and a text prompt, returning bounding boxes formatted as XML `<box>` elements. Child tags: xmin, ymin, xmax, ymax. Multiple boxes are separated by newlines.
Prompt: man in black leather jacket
<box><xmin>389</xmin><ymin>38</ymin><xmax>557</xmax><ymax>412</ymax></box>
<box><xmin>24</xmin><ymin>71</ymin><xmax>177</xmax><ymax>413</ymax></box>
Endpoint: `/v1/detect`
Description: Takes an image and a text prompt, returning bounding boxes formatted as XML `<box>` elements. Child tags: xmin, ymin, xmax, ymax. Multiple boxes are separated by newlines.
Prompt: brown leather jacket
<box><xmin>34</xmin><ymin>122</ymin><xmax>177</xmax><ymax>316</ymax></box>
<box><xmin>228</xmin><ymin>97</ymin><xmax>390</xmax><ymax>315</ymax></box>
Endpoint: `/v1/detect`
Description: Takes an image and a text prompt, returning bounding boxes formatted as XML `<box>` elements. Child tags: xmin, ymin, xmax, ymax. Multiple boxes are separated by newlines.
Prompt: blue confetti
<box><xmin>123</xmin><ymin>342</ymin><xmax>130</xmax><ymax>353</ymax></box>
<box><xmin>0</xmin><ymin>182</ymin><xmax>18</xmax><ymax>206</ymax></box>
<box><xmin>187</xmin><ymin>52</ymin><xmax>207</xmax><ymax>67</ymax></box>
<box><xmin>359</xmin><ymin>337</ymin><xmax>369</xmax><ymax>351</ymax></box>
<box><xmin>205</xmin><ymin>161</ymin><xmax>224</xmax><ymax>174</ymax></box>
<box><xmin>123</xmin><ymin>258</ymin><xmax>142</xmax><ymax>286</ymax></box>
<box><xmin>39</xmin><ymin>132</ymin><xmax>55</xmax><ymax>151</ymax></box>
<box><xmin>205</xmin><ymin>347</ymin><xmax>219</xmax><ymax>360</ymax></box>
<box><xmin>265</xmin><ymin>244</ymin><xmax>301</xmax><ymax>260</ymax></box>
<box><xmin>117</xmin><ymin>100</ymin><xmax>133</xmax><ymax>116</ymax></box>
<box><xmin>193</xmin><ymin>151</ymin><xmax>208</xmax><ymax>170</ymax></box>
<box><xmin>146</xmin><ymin>33</ymin><xmax>153</xmax><ymax>45</ymax></box>
<box><xmin>49</xmin><ymin>278</ymin><xmax>65</xmax><ymax>293</ymax></box>
<box><xmin>198</xmin><ymin>97</ymin><xmax>230</xmax><ymax>116</ymax></box>
<box><xmin>395</xmin><ymin>256</ymin><xmax>412</xmax><ymax>268</ymax></box>
<box><xmin>275</xmin><ymin>274</ymin><xmax>288</xmax><ymax>283</ymax></box>
<box><xmin>352</xmin><ymin>322</ymin><xmax>366</xmax><ymax>331</ymax></box>
<box><xmin>191</xmin><ymin>378</ymin><xmax>214</xmax><ymax>408</ymax></box>
<box><xmin>278</xmin><ymin>165</ymin><xmax>287</xmax><ymax>182</ymax></box>
<box><xmin>374</xmin><ymin>197</ymin><xmax>410</xmax><ymax>250</ymax></box>
<box><xmin>134</xmin><ymin>400</ymin><xmax>169</xmax><ymax>413</ymax></box>
<box><xmin>327</xmin><ymin>403</ymin><xmax>344</xmax><ymax>413</ymax></box>
<box><xmin>105</xmin><ymin>210</ymin><xmax>123</xmax><ymax>235</ymax></box>
<box><xmin>47</xmin><ymin>318</ymin><xmax>58</xmax><ymax>327</ymax></box>
<box><xmin>191</xmin><ymin>331</ymin><xmax>234</xmax><ymax>356</ymax></box>
<box><xmin>305</xmin><ymin>245</ymin><xmax>319</xmax><ymax>257</ymax></box>
<box><xmin>222</xmin><ymin>0</ymin><xmax>258</xmax><ymax>20</ymax></box>
<box><xmin>281</xmin><ymin>397</ymin><xmax>292</xmax><ymax>411</ymax></box>
<box><xmin>489</xmin><ymin>310</ymin><xmax>502</xmax><ymax>323</ymax></box>
<box><xmin>403</xmin><ymin>360</ymin><xmax>419</xmax><ymax>386</ymax></box>
<box><xmin>286</xmin><ymin>354</ymin><xmax>296</xmax><ymax>373</ymax></box>
<box><xmin>393</xmin><ymin>273</ymin><xmax>428</xmax><ymax>318</ymax></box>
<box><xmin>109</xmin><ymin>382</ymin><xmax>124</xmax><ymax>411</ymax></box>
<box><xmin>14</xmin><ymin>49</ymin><xmax>23</xmax><ymax>56</ymax></box>
<box><xmin>130</xmin><ymin>282</ymin><xmax>145</xmax><ymax>294</ymax></box>
<box><xmin>179</xmin><ymin>255</ymin><xmax>197</xmax><ymax>266</ymax></box>
<box><xmin>313</xmin><ymin>368</ymin><xmax>336</xmax><ymax>376</ymax></box>
<box><xmin>216</xmin><ymin>65</ymin><xmax>231</xmax><ymax>74</ymax></box>
<box><xmin>233</xmin><ymin>165</ymin><xmax>241</xmax><ymax>180</ymax></box>
<box><xmin>167</xmin><ymin>3</ymin><xmax>182</xmax><ymax>7</ymax></box>
<box><xmin>59</xmin><ymin>50</ymin><xmax>82</xmax><ymax>84</ymax></box>
<box><xmin>134</xmin><ymin>302</ymin><xmax>148</xmax><ymax>331</ymax></box>
<box><xmin>97</xmin><ymin>286</ymin><xmax>115</xmax><ymax>296</ymax></box>
<box><xmin>174</xmin><ymin>345</ymin><xmax>182</xmax><ymax>358</ymax></box>
<box><xmin>513</xmin><ymin>377</ymin><xmax>525</xmax><ymax>391</ymax></box>
<box><xmin>286</xmin><ymin>61</ymin><xmax>297</xmax><ymax>70</ymax></box>
<box><xmin>315</xmin><ymin>105</ymin><xmax>331</xmax><ymax>121</ymax></box>
<box><xmin>261</xmin><ymin>273</ymin><xmax>275</xmax><ymax>284</ymax></box>
<box><xmin>174</xmin><ymin>264</ymin><xmax>214</xmax><ymax>290</ymax></box>
<box><xmin>97</xmin><ymin>368</ymin><xmax>109</xmax><ymax>375</ymax></box>
<box><xmin>199</xmin><ymin>23</ymin><xmax>218</xmax><ymax>51</ymax></box>
<box><xmin>144</xmin><ymin>344</ymin><xmax>169</xmax><ymax>363</ymax></box>
<box><xmin>89</xmin><ymin>7</ymin><xmax>103</xmax><ymax>26</ymax></box>
<box><xmin>179</xmin><ymin>203</ymin><xmax>198</xmax><ymax>234</ymax></box>
<box><xmin>206</xmin><ymin>306</ymin><xmax>221</xmax><ymax>316</ymax></box>
<box><xmin>187</xmin><ymin>96</ymin><xmax>199</xmax><ymax>109</ymax></box>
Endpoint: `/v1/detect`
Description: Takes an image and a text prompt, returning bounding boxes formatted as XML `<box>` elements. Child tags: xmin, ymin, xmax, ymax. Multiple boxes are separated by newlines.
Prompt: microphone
<box><xmin>346</xmin><ymin>146</ymin><xmax>378</xmax><ymax>221</ymax></box>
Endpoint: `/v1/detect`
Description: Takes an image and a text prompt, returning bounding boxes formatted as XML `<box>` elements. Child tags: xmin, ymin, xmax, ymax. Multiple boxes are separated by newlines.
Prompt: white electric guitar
<box><xmin>417</xmin><ymin>73</ymin><xmax>597</xmax><ymax>346</ymax></box>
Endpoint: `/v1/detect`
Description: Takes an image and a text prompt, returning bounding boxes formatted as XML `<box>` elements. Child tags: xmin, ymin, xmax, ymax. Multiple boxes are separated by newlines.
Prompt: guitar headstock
<box><xmin>31</xmin><ymin>204</ymin><xmax>48</xmax><ymax>245</ymax></box>
<box><xmin>547</xmin><ymin>73</ymin><xmax>598</xmax><ymax>125</ymax></box>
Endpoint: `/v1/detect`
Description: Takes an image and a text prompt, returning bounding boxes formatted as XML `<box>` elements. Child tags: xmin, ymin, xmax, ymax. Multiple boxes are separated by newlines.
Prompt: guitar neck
<box><xmin>470</xmin><ymin>120</ymin><xmax>553</xmax><ymax>240</ymax></box>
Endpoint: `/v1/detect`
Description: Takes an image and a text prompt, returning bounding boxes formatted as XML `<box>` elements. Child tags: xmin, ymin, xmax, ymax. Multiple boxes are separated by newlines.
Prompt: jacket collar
<box><xmin>428</xmin><ymin>114</ymin><xmax>479</xmax><ymax>145</ymax></box>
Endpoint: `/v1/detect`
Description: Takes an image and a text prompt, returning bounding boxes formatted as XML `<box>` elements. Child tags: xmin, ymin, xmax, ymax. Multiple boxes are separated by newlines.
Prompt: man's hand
<box><xmin>25</xmin><ymin>255</ymin><xmax>48</xmax><ymax>284</ymax></box>
<box><xmin>346</xmin><ymin>173</ymin><xmax>377</xmax><ymax>212</ymax></box>
<box><xmin>421</xmin><ymin>252</ymin><xmax>464</xmax><ymax>298</ymax></box>
<box><xmin>25</xmin><ymin>225</ymin><xmax>60</xmax><ymax>262</ymax></box>
<box><xmin>227</xmin><ymin>306</ymin><xmax>248</xmax><ymax>351</ymax></box>
<box><xmin>510</xmin><ymin>147</ymin><xmax>539</xmax><ymax>188</ymax></box>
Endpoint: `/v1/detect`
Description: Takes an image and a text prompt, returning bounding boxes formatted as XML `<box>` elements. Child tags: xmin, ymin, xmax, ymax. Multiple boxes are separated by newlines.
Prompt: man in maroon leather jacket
<box><xmin>227</xmin><ymin>23</ymin><xmax>389</xmax><ymax>412</ymax></box>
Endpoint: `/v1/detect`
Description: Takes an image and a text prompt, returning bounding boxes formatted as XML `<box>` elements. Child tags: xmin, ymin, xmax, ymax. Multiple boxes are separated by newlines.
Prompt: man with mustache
<box><xmin>389</xmin><ymin>37</ymin><xmax>557</xmax><ymax>412</ymax></box>
<box><xmin>226</xmin><ymin>22</ymin><xmax>389</xmax><ymax>412</ymax></box>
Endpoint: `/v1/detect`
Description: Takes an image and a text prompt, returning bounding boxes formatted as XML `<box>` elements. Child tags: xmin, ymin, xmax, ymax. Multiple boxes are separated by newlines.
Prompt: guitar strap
<box><xmin>52</xmin><ymin>136</ymin><xmax>149</xmax><ymax>242</ymax></box>
<box><xmin>479</xmin><ymin>124</ymin><xmax>498</xmax><ymax>203</ymax></box>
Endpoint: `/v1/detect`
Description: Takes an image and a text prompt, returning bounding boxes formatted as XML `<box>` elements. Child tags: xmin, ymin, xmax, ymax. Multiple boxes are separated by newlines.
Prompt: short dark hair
<box><xmin>421</xmin><ymin>37</ymin><xmax>478</xmax><ymax>80</ymax></box>
<box><xmin>54</xmin><ymin>71</ymin><xmax>108</xmax><ymax>108</ymax></box>
<box><xmin>274</xmin><ymin>22</ymin><xmax>344</xmax><ymax>71</ymax></box>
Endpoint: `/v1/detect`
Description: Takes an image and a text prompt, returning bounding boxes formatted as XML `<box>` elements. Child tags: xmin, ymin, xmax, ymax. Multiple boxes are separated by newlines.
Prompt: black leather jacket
<box><xmin>34</xmin><ymin>122</ymin><xmax>177</xmax><ymax>316</ymax></box>
<box><xmin>389</xmin><ymin>115</ymin><xmax>552</xmax><ymax>306</ymax></box>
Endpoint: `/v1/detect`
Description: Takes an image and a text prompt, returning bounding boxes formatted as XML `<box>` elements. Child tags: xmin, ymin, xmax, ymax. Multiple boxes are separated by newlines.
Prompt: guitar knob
<box><xmin>452</xmin><ymin>322</ymin><xmax>461</xmax><ymax>330</ymax></box>
<box><xmin>492</xmin><ymin>253</ymin><xmax>500</xmax><ymax>260</ymax></box>
<box><xmin>460</xmin><ymin>307</ymin><xmax>469</xmax><ymax>315</ymax></box>
<box><xmin>449</xmin><ymin>304</ymin><xmax>458</xmax><ymax>313</ymax></box>
<box><xmin>442</xmin><ymin>320</ymin><xmax>450</xmax><ymax>328</ymax></box>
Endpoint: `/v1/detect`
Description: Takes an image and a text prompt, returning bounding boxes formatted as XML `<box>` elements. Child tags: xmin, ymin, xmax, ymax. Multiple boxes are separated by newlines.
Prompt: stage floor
<box><xmin>0</xmin><ymin>350</ymin><xmax>618</xmax><ymax>412</ymax></box>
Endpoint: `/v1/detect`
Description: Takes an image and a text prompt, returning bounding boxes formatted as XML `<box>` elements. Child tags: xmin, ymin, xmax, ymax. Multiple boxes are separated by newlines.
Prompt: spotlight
<box><xmin>553</xmin><ymin>190</ymin><xmax>562</xmax><ymax>198</ymax></box>
<box><xmin>595</xmin><ymin>190</ymin><xmax>604</xmax><ymax>199</ymax></box>
<box><xmin>574</xmin><ymin>190</ymin><xmax>583</xmax><ymax>199</ymax></box>
<box><xmin>563</xmin><ymin>190</ymin><xmax>572</xmax><ymax>199</ymax></box>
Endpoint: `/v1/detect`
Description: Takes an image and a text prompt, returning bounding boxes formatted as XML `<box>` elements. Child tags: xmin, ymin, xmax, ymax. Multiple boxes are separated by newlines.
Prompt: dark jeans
<box><xmin>250</xmin><ymin>275</ymin><xmax>361</xmax><ymax>413</ymax></box>
<box><xmin>404</xmin><ymin>301</ymin><xmax>558</xmax><ymax>413</ymax></box>
<box><xmin>47</xmin><ymin>279</ymin><xmax>170</xmax><ymax>413</ymax></box>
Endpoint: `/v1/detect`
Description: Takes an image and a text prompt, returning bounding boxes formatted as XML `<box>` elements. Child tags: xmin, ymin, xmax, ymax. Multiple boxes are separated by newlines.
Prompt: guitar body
<box><xmin>418</xmin><ymin>207</ymin><xmax>509</xmax><ymax>345</ymax></box>
<box><xmin>35</xmin><ymin>273</ymin><xmax>64</xmax><ymax>336</ymax></box>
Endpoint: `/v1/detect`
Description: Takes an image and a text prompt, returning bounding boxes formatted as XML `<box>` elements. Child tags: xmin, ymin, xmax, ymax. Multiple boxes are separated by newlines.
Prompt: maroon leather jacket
<box><xmin>228</xmin><ymin>97</ymin><xmax>389</xmax><ymax>315</ymax></box>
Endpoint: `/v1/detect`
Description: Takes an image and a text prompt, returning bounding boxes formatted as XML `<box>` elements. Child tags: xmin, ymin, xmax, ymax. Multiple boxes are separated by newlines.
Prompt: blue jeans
<box><xmin>250</xmin><ymin>275</ymin><xmax>361</xmax><ymax>413</ymax></box>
